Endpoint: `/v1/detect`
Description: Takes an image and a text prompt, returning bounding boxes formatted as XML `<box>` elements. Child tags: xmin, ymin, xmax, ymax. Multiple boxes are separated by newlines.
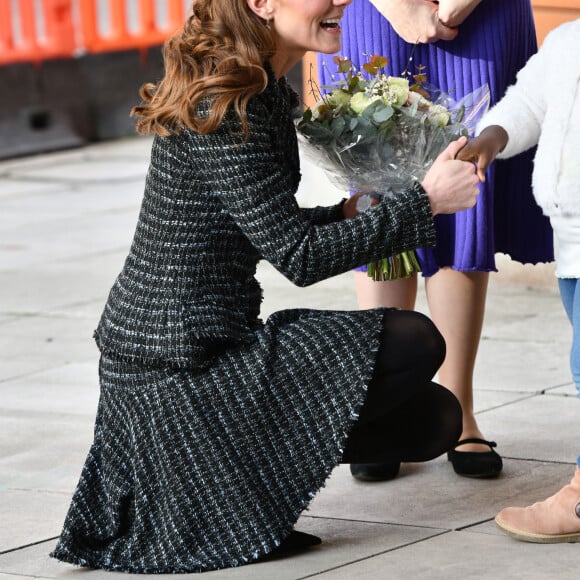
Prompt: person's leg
<box><xmin>493</xmin><ymin>279</ymin><xmax>580</xmax><ymax>543</ymax></box>
<box><xmin>424</xmin><ymin>268</ymin><xmax>489</xmax><ymax>449</ymax></box>
<box><xmin>354</xmin><ymin>271</ymin><xmax>417</xmax><ymax>311</ymax></box>
<box><xmin>343</xmin><ymin>309</ymin><xmax>462</xmax><ymax>464</ymax></box>
<box><xmin>343</xmin><ymin>381</ymin><xmax>462</xmax><ymax>464</ymax></box>
<box><xmin>352</xmin><ymin>268</ymin><xmax>497</xmax><ymax>478</ymax></box>
<box><xmin>558</xmin><ymin>277</ymin><xmax>580</xmax><ymax>392</ymax></box>
<box><xmin>350</xmin><ymin>273</ymin><xmax>419</xmax><ymax>480</ymax></box>
<box><xmin>424</xmin><ymin>268</ymin><xmax>501</xmax><ymax>477</ymax></box>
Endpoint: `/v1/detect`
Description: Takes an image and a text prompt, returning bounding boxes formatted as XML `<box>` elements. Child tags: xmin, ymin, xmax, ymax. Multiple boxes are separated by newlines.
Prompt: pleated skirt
<box><xmin>318</xmin><ymin>0</ymin><xmax>554</xmax><ymax>275</ymax></box>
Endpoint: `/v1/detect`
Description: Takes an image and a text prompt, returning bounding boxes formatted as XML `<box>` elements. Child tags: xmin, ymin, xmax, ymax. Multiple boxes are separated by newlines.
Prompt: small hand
<box><xmin>455</xmin><ymin>126</ymin><xmax>509</xmax><ymax>182</ymax></box>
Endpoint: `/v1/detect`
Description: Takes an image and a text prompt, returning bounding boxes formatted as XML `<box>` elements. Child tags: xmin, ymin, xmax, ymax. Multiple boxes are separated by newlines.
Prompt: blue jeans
<box><xmin>558</xmin><ymin>278</ymin><xmax>580</xmax><ymax>395</ymax></box>
<box><xmin>559</xmin><ymin>278</ymin><xmax>580</xmax><ymax>468</ymax></box>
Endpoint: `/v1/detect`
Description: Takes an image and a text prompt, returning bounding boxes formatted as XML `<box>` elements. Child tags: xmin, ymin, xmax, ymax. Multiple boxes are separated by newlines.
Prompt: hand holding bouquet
<box><xmin>297</xmin><ymin>55</ymin><xmax>489</xmax><ymax>280</ymax></box>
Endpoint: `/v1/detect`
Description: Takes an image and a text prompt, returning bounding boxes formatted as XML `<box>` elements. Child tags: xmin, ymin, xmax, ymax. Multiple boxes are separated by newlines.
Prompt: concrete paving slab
<box><xmin>473</xmin><ymin>336</ymin><xmax>570</xmax><ymax>393</ymax></box>
<box><xmin>0</xmin><ymin>351</ymin><xmax>95</xmax><ymax>385</ymax></box>
<box><xmin>0</xmin><ymin>258</ymin><xmax>126</xmax><ymax>314</ymax></box>
<box><xmin>0</xmin><ymin>574</ymin><xmax>46</xmax><ymax>580</ymax></box>
<box><xmin>474</xmin><ymin>395</ymin><xmax>580</xmax><ymax>462</ymax></box>
<box><xmin>1</xmin><ymin>363</ymin><xmax>99</xmax><ymax>415</ymax></box>
<box><xmin>0</xmin><ymin>412</ymin><xmax>93</xmax><ymax>492</ymax></box>
<box><xmin>550</xmin><ymin>383</ymin><xmax>578</xmax><ymax>397</ymax></box>
<box><xmin>0</xmin><ymin>182</ymin><xmax>142</xmax><ymax>227</ymax></box>
<box><xmin>465</xmin><ymin>519</ymin><xmax>500</xmax><ymax>536</ymax></box>
<box><xmin>0</xmin><ymin>317</ymin><xmax>99</xmax><ymax>381</ymax></box>
<box><xmin>307</xmin><ymin>460</ymin><xmax>574</xmax><ymax>530</ymax></box>
<box><xmin>493</xmin><ymin>254</ymin><xmax>557</xmax><ymax>288</ymax></box>
<box><xmin>0</xmin><ymin>214</ymin><xmax>139</xmax><ymax>271</ymax></box>
<box><xmin>296</xmin><ymin>156</ymin><xmax>345</xmax><ymax>209</ymax></box>
<box><xmin>479</xmin><ymin>287</ymin><xmax>568</xmax><ymax>345</ymax></box>
<box><xmin>481</xmin><ymin>282</ymin><xmax>561</xmax><ymax>314</ymax></box>
<box><xmin>258</xmin><ymin>262</ymin><xmax>359</xmax><ymax>316</ymax></box>
<box><xmin>77</xmin><ymin>136</ymin><xmax>154</xmax><ymax>161</ymax></box>
<box><xmin>0</xmin><ymin>490</ymin><xmax>67</xmax><ymax>553</ymax></box>
<box><xmin>0</xmin><ymin>180</ymin><xmax>63</xmax><ymax>198</ymax></box>
<box><xmin>5</xmin><ymin>155</ymin><xmax>148</xmax><ymax>184</ymax></box>
<box><xmin>472</xmin><ymin>389</ymin><xmax>534</xmax><ymax>414</ymax></box>
<box><xmin>312</xmin><ymin>529</ymin><xmax>579</xmax><ymax>580</ymax></box>
<box><xmin>0</xmin><ymin>519</ymin><xmax>444</xmax><ymax>580</ymax></box>
<box><xmin>0</xmin><ymin>149</ymin><xmax>87</xmax><ymax>174</ymax></box>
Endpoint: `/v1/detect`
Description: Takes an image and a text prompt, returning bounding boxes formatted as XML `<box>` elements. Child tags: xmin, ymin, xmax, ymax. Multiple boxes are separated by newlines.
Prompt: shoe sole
<box><xmin>452</xmin><ymin>469</ymin><xmax>502</xmax><ymax>479</ymax></box>
<box><xmin>495</xmin><ymin>516</ymin><xmax>580</xmax><ymax>544</ymax></box>
<box><xmin>351</xmin><ymin>474</ymin><xmax>397</xmax><ymax>482</ymax></box>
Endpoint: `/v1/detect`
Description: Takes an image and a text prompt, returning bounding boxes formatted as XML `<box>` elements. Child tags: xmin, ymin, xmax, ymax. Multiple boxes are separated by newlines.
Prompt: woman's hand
<box><xmin>369</xmin><ymin>0</ymin><xmax>457</xmax><ymax>43</ymax></box>
<box><xmin>436</xmin><ymin>0</ymin><xmax>482</xmax><ymax>28</ymax></box>
<box><xmin>421</xmin><ymin>137</ymin><xmax>480</xmax><ymax>215</ymax></box>
<box><xmin>455</xmin><ymin>126</ymin><xmax>509</xmax><ymax>182</ymax></box>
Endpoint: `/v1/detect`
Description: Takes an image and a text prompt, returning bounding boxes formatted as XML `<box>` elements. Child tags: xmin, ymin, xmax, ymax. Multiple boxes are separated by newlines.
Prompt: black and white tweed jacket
<box><xmin>94</xmin><ymin>68</ymin><xmax>436</xmax><ymax>369</ymax></box>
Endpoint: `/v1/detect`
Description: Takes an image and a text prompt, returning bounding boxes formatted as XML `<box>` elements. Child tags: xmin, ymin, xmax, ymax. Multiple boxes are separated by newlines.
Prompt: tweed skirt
<box><xmin>50</xmin><ymin>307</ymin><xmax>384</xmax><ymax>573</ymax></box>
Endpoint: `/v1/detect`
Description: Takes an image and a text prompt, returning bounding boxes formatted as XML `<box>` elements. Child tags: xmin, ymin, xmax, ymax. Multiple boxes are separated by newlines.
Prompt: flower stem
<box><xmin>367</xmin><ymin>250</ymin><xmax>421</xmax><ymax>282</ymax></box>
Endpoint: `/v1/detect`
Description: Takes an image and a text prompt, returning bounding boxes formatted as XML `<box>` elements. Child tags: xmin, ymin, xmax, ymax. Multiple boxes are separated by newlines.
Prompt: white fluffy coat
<box><xmin>477</xmin><ymin>18</ymin><xmax>580</xmax><ymax>218</ymax></box>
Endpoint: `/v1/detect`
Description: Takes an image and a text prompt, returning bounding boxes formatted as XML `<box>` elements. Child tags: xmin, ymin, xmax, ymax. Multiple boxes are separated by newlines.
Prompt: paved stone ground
<box><xmin>1</xmin><ymin>136</ymin><xmax>578</xmax><ymax>579</ymax></box>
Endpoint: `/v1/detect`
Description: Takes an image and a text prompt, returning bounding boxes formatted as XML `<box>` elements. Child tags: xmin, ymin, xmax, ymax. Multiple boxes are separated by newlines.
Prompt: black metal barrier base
<box><xmin>0</xmin><ymin>47</ymin><xmax>302</xmax><ymax>160</ymax></box>
<box><xmin>80</xmin><ymin>47</ymin><xmax>164</xmax><ymax>141</ymax></box>
<box><xmin>0</xmin><ymin>59</ymin><xmax>92</xmax><ymax>159</ymax></box>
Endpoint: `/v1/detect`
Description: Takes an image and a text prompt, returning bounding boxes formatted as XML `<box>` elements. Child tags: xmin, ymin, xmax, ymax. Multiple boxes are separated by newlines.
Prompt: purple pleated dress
<box><xmin>318</xmin><ymin>0</ymin><xmax>554</xmax><ymax>275</ymax></box>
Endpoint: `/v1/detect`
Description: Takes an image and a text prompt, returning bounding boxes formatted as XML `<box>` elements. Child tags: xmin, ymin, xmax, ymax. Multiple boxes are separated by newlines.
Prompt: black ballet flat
<box><xmin>263</xmin><ymin>530</ymin><xmax>321</xmax><ymax>560</ymax></box>
<box><xmin>350</xmin><ymin>462</ymin><xmax>401</xmax><ymax>482</ymax></box>
<box><xmin>447</xmin><ymin>438</ymin><xmax>503</xmax><ymax>478</ymax></box>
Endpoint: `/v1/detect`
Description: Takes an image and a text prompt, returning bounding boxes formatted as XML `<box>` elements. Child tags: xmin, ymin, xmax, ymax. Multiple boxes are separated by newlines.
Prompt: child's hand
<box><xmin>455</xmin><ymin>126</ymin><xmax>509</xmax><ymax>182</ymax></box>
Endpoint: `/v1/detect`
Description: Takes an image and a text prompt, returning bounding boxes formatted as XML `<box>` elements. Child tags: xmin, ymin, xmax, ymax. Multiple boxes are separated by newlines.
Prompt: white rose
<box><xmin>387</xmin><ymin>77</ymin><xmax>409</xmax><ymax>106</ymax></box>
<box><xmin>327</xmin><ymin>89</ymin><xmax>351</xmax><ymax>109</ymax></box>
<box><xmin>428</xmin><ymin>104</ymin><xmax>451</xmax><ymax>127</ymax></box>
<box><xmin>311</xmin><ymin>98</ymin><xmax>329</xmax><ymax>120</ymax></box>
<box><xmin>407</xmin><ymin>91</ymin><xmax>430</xmax><ymax>108</ymax></box>
<box><xmin>350</xmin><ymin>92</ymin><xmax>381</xmax><ymax>115</ymax></box>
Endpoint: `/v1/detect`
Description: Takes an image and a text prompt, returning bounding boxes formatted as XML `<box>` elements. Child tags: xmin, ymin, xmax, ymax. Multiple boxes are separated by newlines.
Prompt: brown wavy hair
<box><xmin>131</xmin><ymin>0</ymin><xmax>275</xmax><ymax>137</ymax></box>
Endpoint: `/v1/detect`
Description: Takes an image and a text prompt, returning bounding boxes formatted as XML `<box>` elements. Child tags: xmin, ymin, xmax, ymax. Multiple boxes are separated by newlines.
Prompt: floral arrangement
<box><xmin>297</xmin><ymin>55</ymin><xmax>489</xmax><ymax>281</ymax></box>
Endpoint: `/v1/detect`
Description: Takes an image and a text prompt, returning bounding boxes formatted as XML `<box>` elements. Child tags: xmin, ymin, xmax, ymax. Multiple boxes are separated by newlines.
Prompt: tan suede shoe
<box><xmin>495</xmin><ymin>467</ymin><xmax>580</xmax><ymax>543</ymax></box>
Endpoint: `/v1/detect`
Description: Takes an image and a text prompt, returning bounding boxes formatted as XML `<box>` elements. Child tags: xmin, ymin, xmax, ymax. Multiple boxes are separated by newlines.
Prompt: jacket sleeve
<box><xmin>300</xmin><ymin>202</ymin><xmax>346</xmax><ymax>225</ymax></box>
<box><xmin>188</xmin><ymin>104</ymin><xmax>435</xmax><ymax>287</ymax></box>
<box><xmin>476</xmin><ymin>31</ymin><xmax>550</xmax><ymax>159</ymax></box>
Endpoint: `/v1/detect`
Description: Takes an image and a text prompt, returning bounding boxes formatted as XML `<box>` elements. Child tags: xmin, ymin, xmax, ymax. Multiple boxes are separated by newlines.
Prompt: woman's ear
<box><xmin>246</xmin><ymin>0</ymin><xmax>271</xmax><ymax>21</ymax></box>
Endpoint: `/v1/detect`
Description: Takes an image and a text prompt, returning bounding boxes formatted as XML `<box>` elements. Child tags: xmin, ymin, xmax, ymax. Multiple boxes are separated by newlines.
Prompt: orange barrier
<box><xmin>0</xmin><ymin>0</ymin><xmax>68</xmax><ymax>64</ymax></box>
<box><xmin>0</xmin><ymin>0</ymin><xmax>187</xmax><ymax>66</ymax></box>
<box><xmin>0</xmin><ymin>0</ymin><xmax>77</xmax><ymax>65</ymax></box>
<box><xmin>78</xmin><ymin>0</ymin><xmax>186</xmax><ymax>54</ymax></box>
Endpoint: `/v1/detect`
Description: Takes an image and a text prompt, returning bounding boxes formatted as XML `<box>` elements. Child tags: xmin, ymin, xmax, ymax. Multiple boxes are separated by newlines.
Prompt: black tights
<box><xmin>342</xmin><ymin>309</ymin><xmax>462</xmax><ymax>464</ymax></box>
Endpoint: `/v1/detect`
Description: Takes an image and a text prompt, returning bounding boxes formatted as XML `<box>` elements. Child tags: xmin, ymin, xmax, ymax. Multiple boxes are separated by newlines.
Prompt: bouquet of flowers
<box><xmin>297</xmin><ymin>55</ymin><xmax>490</xmax><ymax>281</ymax></box>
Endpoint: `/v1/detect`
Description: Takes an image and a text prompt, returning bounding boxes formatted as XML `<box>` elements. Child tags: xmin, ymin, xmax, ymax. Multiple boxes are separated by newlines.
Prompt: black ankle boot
<box><xmin>350</xmin><ymin>462</ymin><xmax>400</xmax><ymax>481</ymax></box>
<box><xmin>264</xmin><ymin>530</ymin><xmax>322</xmax><ymax>560</ymax></box>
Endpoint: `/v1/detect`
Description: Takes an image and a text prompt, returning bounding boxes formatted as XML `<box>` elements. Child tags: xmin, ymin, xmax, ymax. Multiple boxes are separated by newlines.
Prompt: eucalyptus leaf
<box><xmin>330</xmin><ymin>116</ymin><xmax>347</xmax><ymax>137</ymax></box>
<box><xmin>373</xmin><ymin>106</ymin><xmax>394</xmax><ymax>123</ymax></box>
